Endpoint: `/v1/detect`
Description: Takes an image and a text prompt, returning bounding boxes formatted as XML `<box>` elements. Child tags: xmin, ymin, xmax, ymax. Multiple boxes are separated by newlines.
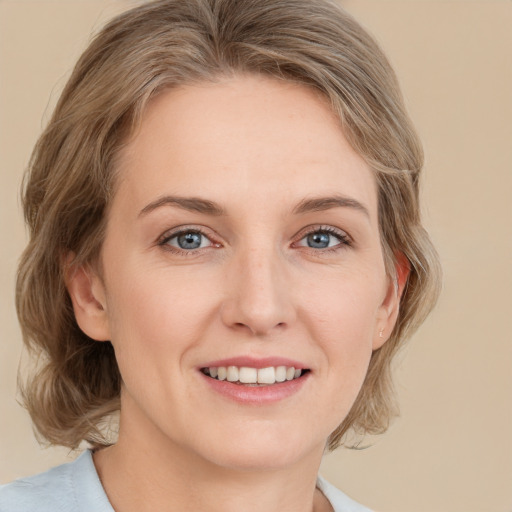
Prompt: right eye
<box><xmin>159</xmin><ymin>228</ymin><xmax>217</xmax><ymax>253</ymax></box>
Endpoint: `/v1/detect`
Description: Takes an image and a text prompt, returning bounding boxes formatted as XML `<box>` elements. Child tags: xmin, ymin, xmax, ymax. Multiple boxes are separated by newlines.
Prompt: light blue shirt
<box><xmin>0</xmin><ymin>450</ymin><xmax>372</xmax><ymax>512</ymax></box>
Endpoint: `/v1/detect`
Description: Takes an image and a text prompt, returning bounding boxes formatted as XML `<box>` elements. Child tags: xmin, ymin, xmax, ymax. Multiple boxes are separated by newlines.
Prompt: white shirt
<box><xmin>0</xmin><ymin>450</ymin><xmax>372</xmax><ymax>512</ymax></box>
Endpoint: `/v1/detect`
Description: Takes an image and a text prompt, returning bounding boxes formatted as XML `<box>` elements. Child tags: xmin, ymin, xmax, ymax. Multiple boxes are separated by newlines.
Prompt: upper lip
<box><xmin>199</xmin><ymin>356</ymin><xmax>308</xmax><ymax>370</ymax></box>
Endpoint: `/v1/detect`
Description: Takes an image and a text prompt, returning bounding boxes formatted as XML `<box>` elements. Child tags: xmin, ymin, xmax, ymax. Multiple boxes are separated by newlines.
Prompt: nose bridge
<box><xmin>222</xmin><ymin>236</ymin><xmax>294</xmax><ymax>336</ymax></box>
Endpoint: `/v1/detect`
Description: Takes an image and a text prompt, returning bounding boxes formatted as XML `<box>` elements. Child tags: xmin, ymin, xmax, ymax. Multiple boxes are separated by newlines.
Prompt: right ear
<box><xmin>64</xmin><ymin>255</ymin><xmax>110</xmax><ymax>341</ymax></box>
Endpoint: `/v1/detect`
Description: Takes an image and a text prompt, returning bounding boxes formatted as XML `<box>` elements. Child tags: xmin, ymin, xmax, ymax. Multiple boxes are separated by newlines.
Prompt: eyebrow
<box><xmin>292</xmin><ymin>195</ymin><xmax>370</xmax><ymax>218</ymax></box>
<box><xmin>139</xmin><ymin>196</ymin><xmax>226</xmax><ymax>217</ymax></box>
<box><xmin>138</xmin><ymin>194</ymin><xmax>369</xmax><ymax>218</ymax></box>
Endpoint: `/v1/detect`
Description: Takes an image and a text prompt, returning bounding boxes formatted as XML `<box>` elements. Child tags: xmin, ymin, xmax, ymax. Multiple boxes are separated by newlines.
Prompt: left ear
<box><xmin>373</xmin><ymin>252</ymin><xmax>410</xmax><ymax>350</ymax></box>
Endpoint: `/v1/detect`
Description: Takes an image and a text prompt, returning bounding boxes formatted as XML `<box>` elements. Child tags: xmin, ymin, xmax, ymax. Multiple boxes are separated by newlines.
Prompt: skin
<box><xmin>67</xmin><ymin>74</ymin><xmax>403</xmax><ymax>512</ymax></box>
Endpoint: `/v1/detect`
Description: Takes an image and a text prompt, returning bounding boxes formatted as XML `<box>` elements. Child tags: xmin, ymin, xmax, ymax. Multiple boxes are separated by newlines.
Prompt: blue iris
<box><xmin>177</xmin><ymin>232</ymin><xmax>202</xmax><ymax>249</ymax></box>
<box><xmin>307</xmin><ymin>232</ymin><xmax>330</xmax><ymax>248</ymax></box>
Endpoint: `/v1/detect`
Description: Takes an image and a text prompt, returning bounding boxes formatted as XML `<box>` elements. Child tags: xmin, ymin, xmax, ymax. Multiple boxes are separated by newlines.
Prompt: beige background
<box><xmin>1</xmin><ymin>1</ymin><xmax>511</xmax><ymax>511</ymax></box>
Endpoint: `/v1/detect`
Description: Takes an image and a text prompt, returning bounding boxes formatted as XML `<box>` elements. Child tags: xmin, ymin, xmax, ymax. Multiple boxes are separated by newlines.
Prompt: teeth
<box><xmin>226</xmin><ymin>366</ymin><xmax>239</xmax><ymax>382</ymax></box>
<box><xmin>258</xmin><ymin>367</ymin><xmax>276</xmax><ymax>384</ymax></box>
<box><xmin>239</xmin><ymin>367</ymin><xmax>258</xmax><ymax>384</ymax></box>
<box><xmin>204</xmin><ymin>365</ymin><xmax>304</xmax><ymax>385</ymax></box>
<box><xmin>275</xmin><ymin>366</ymin><xmax>287</xmax><ymax>382</ymax></box>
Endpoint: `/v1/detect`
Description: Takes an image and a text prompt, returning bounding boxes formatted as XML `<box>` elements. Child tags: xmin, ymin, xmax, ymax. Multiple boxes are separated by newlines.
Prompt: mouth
<box><xmin>200</xmin><ymin>366</ymin><xmax>310</xmax><ymax>386</ymax></box>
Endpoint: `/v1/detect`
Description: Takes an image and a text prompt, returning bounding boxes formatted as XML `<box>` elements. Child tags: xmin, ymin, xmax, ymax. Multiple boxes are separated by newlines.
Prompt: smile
<box><xmin>201</xmin><ymin>366</ymin><xmax>308</xmax><ymax>385</ymax></box>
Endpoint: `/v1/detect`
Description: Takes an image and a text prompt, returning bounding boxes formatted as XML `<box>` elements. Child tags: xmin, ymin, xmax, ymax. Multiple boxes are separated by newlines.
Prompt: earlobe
<box><xmin>64</xmin><ymin>256</ymin><xmax>110</xmax><ymax>341</ymax></box>
<box><xmin>373</xmin><ymin>252</ymin><xmax>410</xmax><ymax>350</ymax></box>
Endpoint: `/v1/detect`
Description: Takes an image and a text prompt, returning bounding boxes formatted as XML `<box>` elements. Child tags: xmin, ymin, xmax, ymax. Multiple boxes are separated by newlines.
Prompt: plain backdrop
<box><xmin>0</xmin><ymin>1</ymin><xmax>511</xmax><ymax>511</ymax></box>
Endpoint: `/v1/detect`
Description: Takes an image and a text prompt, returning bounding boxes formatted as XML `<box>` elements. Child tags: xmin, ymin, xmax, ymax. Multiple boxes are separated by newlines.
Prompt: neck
<box><xmin>93</xmin><ymin>411</ymin><xmax>331</xmax><ymax>512</ymax></box>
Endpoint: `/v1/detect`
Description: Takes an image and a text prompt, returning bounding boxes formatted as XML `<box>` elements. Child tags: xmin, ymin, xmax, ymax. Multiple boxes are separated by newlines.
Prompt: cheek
<box><xmin>301</xmin><ymin>268</ymin><xmax>384</xmax><ymax>346</ymax></box>
<box><xmin>300</xmin><ymin>268</ymin><xmax>383</xmax><ymax>406</ymax></box>
<box><xmin>103</xmin><ymin>270</ymin><xmax>203</xmax><ymax>409</ymax></box>
<box><xmin>105</xmin><ymin>265</ymin><xmax>214</xmax><ymax>357</ymax></box>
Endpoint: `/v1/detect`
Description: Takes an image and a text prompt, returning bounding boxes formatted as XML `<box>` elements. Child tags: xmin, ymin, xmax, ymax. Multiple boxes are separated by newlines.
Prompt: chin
<box><xmin>209</xmin><ymin>448</ymin><xmax>308</xmax><ymax>472</ymax></box>
<box><xmin>193</xmin><ymin>425</ymin><xmax>326</xmax><ymax>472</ymax></box>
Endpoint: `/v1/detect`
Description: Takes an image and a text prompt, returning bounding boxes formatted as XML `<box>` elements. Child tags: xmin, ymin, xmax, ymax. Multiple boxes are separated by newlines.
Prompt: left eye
<box><xmin>164</xmin><ymin>230</ymin><xmax>213</xmax><ymax>250</ymax></box>
<box><xmin>296</xmin><ymin>230</ymin><xmax>347</xmax><ymax>249</ymax></box>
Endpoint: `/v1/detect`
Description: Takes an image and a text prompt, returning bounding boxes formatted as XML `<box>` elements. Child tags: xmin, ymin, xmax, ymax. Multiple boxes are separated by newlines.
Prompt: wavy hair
<box><xmin>16</xmin><ymin>0</ymin><xmax>441</xmax><ymax>450</ymax></box>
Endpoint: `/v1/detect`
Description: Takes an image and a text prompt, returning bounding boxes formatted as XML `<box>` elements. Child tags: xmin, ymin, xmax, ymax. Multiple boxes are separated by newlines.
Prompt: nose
<box><xmin>220</xmin><ymin>245</ymin><xmax>296</xmax><ymax>337</ymax></box>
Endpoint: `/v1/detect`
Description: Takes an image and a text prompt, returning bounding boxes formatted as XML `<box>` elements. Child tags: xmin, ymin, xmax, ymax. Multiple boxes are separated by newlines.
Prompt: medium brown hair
<box><xmin>16</xmin><ymin>0</ymin><xmax>441</xmax><ymax>450</ymax></box>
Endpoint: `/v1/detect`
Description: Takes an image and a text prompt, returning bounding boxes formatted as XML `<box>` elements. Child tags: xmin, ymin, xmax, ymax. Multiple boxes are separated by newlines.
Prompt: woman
<box><xmin>0</xmin><ymin>0</ymin><xmax>441</xmax><ymax>511</ymax></box>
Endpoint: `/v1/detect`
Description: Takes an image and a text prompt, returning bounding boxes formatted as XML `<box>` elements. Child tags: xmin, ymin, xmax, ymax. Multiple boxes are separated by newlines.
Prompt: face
<box><xmin>71</xmin><ymin>74</ymin><xmax>399</xmax><ymax>471</ymax></box>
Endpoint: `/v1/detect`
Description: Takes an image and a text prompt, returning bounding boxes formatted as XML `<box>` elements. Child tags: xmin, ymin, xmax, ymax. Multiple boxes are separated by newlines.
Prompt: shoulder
<box><xmin>0</xmin><ymin>456</ymin><xmax>78</xmax><ymax>512</ymax></box>
<box><xmin>0</xmin><ymin>450</ymin><xmax>113</xmax><ymax>512</ymax></box>
<box><xmin>317</xmin><ymin>475</ymin><xmax>374</xmax><ymax>512</ymax></box>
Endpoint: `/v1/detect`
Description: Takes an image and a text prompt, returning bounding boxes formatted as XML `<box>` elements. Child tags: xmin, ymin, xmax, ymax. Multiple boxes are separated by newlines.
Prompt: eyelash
<box><xmin>157</xmin><ymin>225</ymin><xmax>352</xmax><ymax>256</ymax></box>
<box><xmin>296</xmin><ymin>226</ymin><xmax>352</xmax><ymax>254</ymax></box>
<box><xmin>158</xmin><ymin>226</ymin><xmax>217</xmax><ymax>256</ymax></box>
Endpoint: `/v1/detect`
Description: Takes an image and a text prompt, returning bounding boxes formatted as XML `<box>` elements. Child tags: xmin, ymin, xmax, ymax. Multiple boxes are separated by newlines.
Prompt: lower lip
<box><xmin>201</xmin><ymin>372</ymin><xmax>310</xmax><ymax>404</ymax></box>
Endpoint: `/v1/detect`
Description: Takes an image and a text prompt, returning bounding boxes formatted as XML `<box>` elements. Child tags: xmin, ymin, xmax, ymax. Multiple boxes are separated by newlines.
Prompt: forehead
<box><xmin>113</xmin><ymin>73</ymin><xmax>377</xmax><ymax>221</ymax></box>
